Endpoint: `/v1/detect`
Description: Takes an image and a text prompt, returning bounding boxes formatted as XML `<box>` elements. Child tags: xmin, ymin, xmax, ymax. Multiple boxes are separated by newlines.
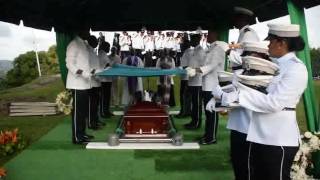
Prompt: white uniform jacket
<box><xmin>238</xmin><ymin>52</ymin><xmax>308</xmax><ymax>146</ymax></box>
<box><xmin>227</xmin><ymin>25</ymin><xmax>259</xmax><ymax>133</ymax></box>
<box><xmin>188</xmin><ymin>45</ymin><xmax>206</xmax><ymax>86</ymax></box>
<box><xmin>200</xmin><ymin>41</ymin><xmax>228</xmax><ymax>92</ymax></box>
<box><xmin>66</xmin><ymin>36</ymin><xmax>92</xmax><ymax>90</ymax></box>
<box><xmin>229</xmin><ymin>25</ymin><xmax>260</xmax><ymax>67</ymax></box>
<box><xmin>180</xmin><ymin>47</ymin><xmax>193</xmax><ymax>81</ymax></box>
<box><xmin>132</xmin><ymin>34</ymin><xmax>144</xmax><ymax>50</ymax></box>
<box><xmin>88</xmin><ymin>47</ymin><xmax>101</xmax><ymax>87</ymax></box>
<box><xmin>98</xmin><ymin>50</ymin><xmax>112</xmax><ymax>83</ymax></box>
<box><xmin>119</xmin><ymin>35</ymin><xmax>131</xmax><ymax>52</ymax></box>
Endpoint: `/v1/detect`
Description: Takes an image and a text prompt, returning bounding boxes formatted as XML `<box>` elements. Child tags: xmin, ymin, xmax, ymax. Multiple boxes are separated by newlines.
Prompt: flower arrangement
<box><xmin>0</xmin><ymin>128</ymin><xmax>27</xmax><ymax>156</ymax></box>
<box><xmin>291</xmin><ymin>131</ymin><xmax>320</xmax><ymax>180</ymax></box>
<box><xmin>56</xmin><ymin>90</ymin><xmax>73</xmax><ymax>115</ymax></box>
<box><xmin>0</xmin><ymin>167</ymin><xmax>6</xmax><ymax>179</ymax></box>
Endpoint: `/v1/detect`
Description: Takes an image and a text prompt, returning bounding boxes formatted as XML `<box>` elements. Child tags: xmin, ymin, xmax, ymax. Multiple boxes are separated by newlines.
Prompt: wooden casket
<box><xmin>111</xmin><ymin>101</ymin><xmax>182</xmax><ymax>145</ymax></box>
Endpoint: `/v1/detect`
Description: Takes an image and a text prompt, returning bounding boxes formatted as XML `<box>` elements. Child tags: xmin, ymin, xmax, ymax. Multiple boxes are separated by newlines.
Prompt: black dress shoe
<box><xmin>82</xmin><ymin>134</ymin><xmax>94</xmax><ymax>139</ymax></box>
<box><xmin>73</xmin><ymin>139</ymin><xmax>90</xmax><ymax>145</ymax></box>
<box><xmin>199</xmin><ymin>139</ymin><xmax>217</xmax><ymax>145</ymax></box>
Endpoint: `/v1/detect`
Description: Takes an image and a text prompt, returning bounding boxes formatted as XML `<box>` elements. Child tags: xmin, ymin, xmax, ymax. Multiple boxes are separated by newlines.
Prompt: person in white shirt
<box><xmin>213</xmin><ymin>24</ymin><xmax>308</xmax><ymax>180</ymax></box>
<box><xmin>144</xmin><ymin>31</ymin><xmax>155</xmax><ymax>53</ymax></box>
<box><xmin>98</xmin><ymin>41</ymin><xmax>114</xmax><ymax>118</ymax></box>
<box><xmin>108</xmin><ymin>46</ymin><xmax>122</xmax><ymax>108</ymax></box>
<box><xmin>176</xmin><ymin>36</ymin><xmax>192</xmax><ymax>118</ymax></box>
<box><xmin>66</xmin><ymin>31</ymin><xmax>93</xmax><ymax>144</ymax></box>
<box><xmin>184</xmin><ymin>33</ymin><xmax>206</xmax><ymax>129</ymax></box>
<box><xmin>87</xmin><ymin>35</ymin><xmax>104</xmax><ymax>129</ymax></box>
<box><xmin>121</xmin><ymin>48</ymin><xmax>144</xmax><ymax>105</ymax></box>
<box><xmin>195</xmin><ymin>30</ymin><xmax>229</xmax><ymax>145</ymax></box>
<box><xmin>119</xmin><ymin>31</ymin><xmax>131</xmax><ymax>60</ymax></box>
<box><xmin>131</xmin><ymin>31</ymin><xmax>145</xmax><ymax>59</ymax></box>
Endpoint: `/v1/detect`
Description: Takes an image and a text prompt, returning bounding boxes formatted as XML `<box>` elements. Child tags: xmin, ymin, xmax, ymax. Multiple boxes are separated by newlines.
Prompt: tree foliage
<box><xmin>310</xmin><ymin>48</ymin><xmax>320</xmax><ymax>77</ymax></box>
<box><xmin>5</xmin><ymin>45</ymin><xmax>58</xmax><ymax>87</ymax></box>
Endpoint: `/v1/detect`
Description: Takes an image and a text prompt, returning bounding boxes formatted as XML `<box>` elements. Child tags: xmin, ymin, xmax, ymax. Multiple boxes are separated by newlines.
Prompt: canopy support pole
<box><xmin>56</xmin><ymin>32</ymin><xmax>74</xmax><ymax>86</ymax></box>
<box><xmin>287</xmin><ymin>0</ymin><xmax>320</xmax><ymax>177</ymax></box>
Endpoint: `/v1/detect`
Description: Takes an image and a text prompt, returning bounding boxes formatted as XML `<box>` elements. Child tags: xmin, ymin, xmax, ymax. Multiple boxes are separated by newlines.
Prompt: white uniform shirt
<box><xmin>132</xmin><ymin>34</ymin><xmax>144</xmax><ymax>50</ymax></box>
<box><xmin>144</xmin><ymin>35</ymin><xmax>155</xmax><ymax>51</ymax></box>
<box><xmin>156</xmin><ymin>57</ymin><xmax>176</xmax><ymax>85</ymax></box>
<box><xmin>66</xmin><ymin>36</ymin><xmax>92</xmax><ymax>90</ymax></box>
<box><xmin>200</xmin><ymin>41</ymin><xmax>228</xmax><ymax>91</ymax></box>
<box><xmin>188</xmin><ymin>45</ymin><xmax>206</xmax><ymax>86</ymax></box>
<box><xmin>180</xmin><ymin>47</ymin><xmax>193</xmax><ymax>80</ymax></box>
<box><xmin>238</xmin><ymin>52</ymin><xmax>308</xmax><ymax>146</ymax></box>
<box><xmin>227</xmin><ymin>25</ymin><xmax>259</xmax><ymax>134</ymax></box>
<box><xmin>155</xmin><ymin>36</ymin><xmax>165</xmax><ymax>50</ymax></box>
<box><xmin>229</xmin><ymin>25</ymin><xmax>260</xmax><ymax>67</ymax></box>
<box><xmin>98</xmin><ymin>50</ymin><xmax>112</xmax><ymax>83</ymax></box>
<box><xmin>88</xmin><ymin>47</ymin><xmax>101</xmax><ymax>87</ymax></box>
<box><xmin>119</xmin><ymin>35</ymin><xmax>131</xmax><ymax>52</ymax></box>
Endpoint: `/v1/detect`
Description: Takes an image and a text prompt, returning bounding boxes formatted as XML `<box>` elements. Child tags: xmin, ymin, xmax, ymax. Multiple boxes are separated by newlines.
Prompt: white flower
<box><xmin>304</xmin><ymin>131</ymin><xmax>313</xmax><ymax>139</ymax></box>
<box><xmin>55</xmin><ymin>90</ymin><xmax>73</xmax><ymax>115</ymax></box>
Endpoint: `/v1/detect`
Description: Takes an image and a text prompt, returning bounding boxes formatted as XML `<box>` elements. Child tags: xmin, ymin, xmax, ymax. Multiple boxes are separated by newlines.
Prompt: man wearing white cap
<box><xmin>195</xmin><ymin>30</ymin><xmax>229</xmax><ymax>144</ymax></box>
<box><xmin>213</xmin><ymin>23</ymin><xmax>307</xmax><ymax>180</ymax></box>
<box><xmin>228</xmin><ymin>6</ymin><xmax>260</xmax><ymax>70</ymax></box>
<box><xmin>208</xmin><ymin>41</ymin><xmax>269</xmax><ymax>180</ymax></box>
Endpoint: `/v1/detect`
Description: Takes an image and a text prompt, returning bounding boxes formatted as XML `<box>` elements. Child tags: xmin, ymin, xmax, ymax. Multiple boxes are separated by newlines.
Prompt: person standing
<box><xmin>98</xmin><ymin>41</ymin><xmax>114</xmax><ymax>118</ymax></box>
<box><xmin>176</xmin><ymin>37</ymin><xmax>192</xmax><ymax>118</ymax></box>
<box><xmin>87</xmin><ymin>35</ymin><xmax>104</xmax><ymax>129</ymax></box>
<box><xmin>121</xmin><ymin>48</ymin><xmax>144</xmax><ymax>105</ymax></box>
<box><xmin>184</xmin><ymin>33</ymin><xmax>206</xmax><ymax>129</ymax></box>
<box><xmin>66</xmin><ymin>31</ymin><xmax>93</xmax><ymax>144</ymax></box>
<box><xmin>196</xmin><ymin>30</ymin><xmax>229</xmax><ymax>144</ymax></box>
<box><xmin>119</xmin><ymin>31</ymin><xmax>131</xmax><ymax>60</ymax></box>
<box><xmin>108</xmin><ymin>46</ymin><xmax>122</xmax><ymax>108</ymax></box>
<box><xmin>214</xmin><ymin>23</ymin><xmax>307</xmax><ymax>180</ymax></box>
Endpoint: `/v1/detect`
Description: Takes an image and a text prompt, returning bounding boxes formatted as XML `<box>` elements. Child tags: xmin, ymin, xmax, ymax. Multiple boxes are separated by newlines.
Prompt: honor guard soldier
<box><xmin>214</xmin><ymin>23</ymin><xmax>308</xmax><ymax>180</ymax></box>
<box><xmin>66</xmin><ymin>31</ymin><xmax>94</xmax><ymax>144</ymax></box>
<box><xmin>195</xmin><ymin>30</ymin><xmax>229</xmax><ymax>144</ymax></box>
<box><xmin>184</xmin><ymin>33</ymin><xmax>206</xmax><ymax>129</ymax></box>
<box><xmin>119</xmin><ymin>31</ymin><xmax>131</xmax><ymax>60</ymax></box>
<box><xmin>87</xmin><ymin>35</ymin><xmax>104</xmax><ymax>129</ymax></box>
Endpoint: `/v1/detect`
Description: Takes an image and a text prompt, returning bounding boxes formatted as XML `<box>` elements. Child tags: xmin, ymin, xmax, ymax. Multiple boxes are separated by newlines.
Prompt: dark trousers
<box><xmin>169</xmin><ymin>85</ymin><xmax>175</xmax><ymax>107</ymax></box>
<box><xmin>179</xmin><ymin>80</ymin><xmax>191</xmax><ymax>115</ymax></box>
<box><xmin>120</xmin><ymin>51</ymin><xmax>130</xmax><ymax>61</ymax></box>
<box><xmin>189</xmin><ymin>86</ymin><xmax>202</xmax><ymax>126</ymax></box>
<box><xmin>100</xmin><ymin>82</ymin><xmax>112</xmax><ymax>117</ymax></box>
<box><xmin>249</xmin><ymin>142</ymin><xmax>299</xmax><ymax>180</ymax></box>
<box><xmin>202</xmin><ymin>91</ymin><xmax>219</xmax><ymax>141</ymax></box>
<box><xmin>230</xmin><ymin>130</ymin><xmax>250</xmax><ymax>180</ymax></box>
<box><xmin>88</xmin><ymin>87</ymin><xmax>100</xmax><ymax>128</ymax></box>
<box><xmin>71</xmin><ymin>89</ymin><xmax>89</xmax><ymax>143</ymax></box>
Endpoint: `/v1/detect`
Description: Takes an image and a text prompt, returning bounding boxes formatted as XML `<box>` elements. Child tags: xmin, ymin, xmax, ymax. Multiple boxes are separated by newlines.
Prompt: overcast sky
<box><xmin>0</xmin><ymin>5</ymin><xmax>319</xmax><ymax>61</ymax></box>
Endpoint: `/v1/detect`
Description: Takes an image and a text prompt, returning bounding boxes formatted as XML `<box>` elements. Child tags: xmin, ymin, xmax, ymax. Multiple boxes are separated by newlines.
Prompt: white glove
<box><xmin>185</xmin><ymin>67</ymin><xmax>196</xmax><ymax>77</ymax></box>
<box><xmin>228</xmin><ymin>50</ymin><xmax>242</xmax><ymax>66</ymax></box>
<box><xmin>206</xmin><ymin>98</ymin><xmax>216</xmax><ymax>113</ymax></box>
<box><xmin>212</xmin><ymin>85</ymin><xmax>223</xmax><ymax>100</ymax></box>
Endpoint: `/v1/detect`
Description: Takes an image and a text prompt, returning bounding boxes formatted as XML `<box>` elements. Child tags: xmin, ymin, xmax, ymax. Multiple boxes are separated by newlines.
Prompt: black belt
<box><xmin>282</xmin><ymin>107</ymin><xmax>296</xmax><ymax>111</ymax></box>
<box><xmin>231</xmin><ymin>66</ymin><xmax>243</xmax><ymax>71</ymax></box>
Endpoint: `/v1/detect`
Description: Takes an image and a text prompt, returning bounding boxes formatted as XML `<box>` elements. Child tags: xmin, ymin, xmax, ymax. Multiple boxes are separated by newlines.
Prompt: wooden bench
<box><xmin>9</xmin><ymin>102</ymin><xmax>58</xmax><ymax>117</ymax></box>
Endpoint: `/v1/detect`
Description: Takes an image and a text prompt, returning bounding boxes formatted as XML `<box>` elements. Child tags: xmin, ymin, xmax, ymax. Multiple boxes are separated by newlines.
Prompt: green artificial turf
<box><xmin>3</xmin><ymin>115</ymin><xmax>234</xmax><ymax>180</ymax></box>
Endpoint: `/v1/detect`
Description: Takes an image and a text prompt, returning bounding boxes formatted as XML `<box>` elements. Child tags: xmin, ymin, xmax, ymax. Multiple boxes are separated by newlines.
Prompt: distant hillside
<box><xmin>0</xmin><ymin>60</ymin><xmax>13</xmax><ymax>77</ymax></box>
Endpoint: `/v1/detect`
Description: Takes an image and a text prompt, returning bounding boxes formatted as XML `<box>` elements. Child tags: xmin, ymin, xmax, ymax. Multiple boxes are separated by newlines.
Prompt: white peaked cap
<box><xmin>243</xmin><ymin>41</ymin><xmax>269</xmax><ymax>54</ymax></box>
<box><xmin>237</xmin><ymin>74</ymin><xmax>273</xmax><ymax>87</ymax></box>
<box><xmin>234</xmin><ymin>6</ymin><xmax>254</xmax><ymax>16</ymax></box>
<box><xmin>242</xmin><ymin>56</ymin><xmax>279</xmax><ymax>75</ymax></box>
<box><xmin>218</xmin><ymin>71</ymin><xmax>233</xmax><ymax>82</ymax></box>
<box><xmin>267</xmin><ymin>23</ymin><xmax>300</xmax><ymax>37</ymax></box>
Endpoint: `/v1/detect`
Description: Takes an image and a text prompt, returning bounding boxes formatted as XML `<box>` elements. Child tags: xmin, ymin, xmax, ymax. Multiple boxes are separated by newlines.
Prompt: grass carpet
<box><xmin>4</xmin><ymin>115</ymin><xmax>234</xmax><ymax>180</ymax></box>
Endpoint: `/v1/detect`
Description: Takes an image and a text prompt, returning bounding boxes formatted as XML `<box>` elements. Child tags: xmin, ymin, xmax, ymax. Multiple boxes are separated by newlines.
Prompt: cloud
<box><xmin>0</xmin><ymin>22</ymin><xmax>12</xmax><ymax>37</ymax></box>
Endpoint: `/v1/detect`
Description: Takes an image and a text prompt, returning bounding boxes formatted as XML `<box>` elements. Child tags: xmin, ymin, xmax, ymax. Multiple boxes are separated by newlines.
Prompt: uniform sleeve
<box><xmin>238</xmin><ymin>63</ymin><xmax>308</xmax><ymax>113</ymax></box>
<box><xmin>156</xmin><ymin>58</ymin><xmax>160</xmax><ymax>68</ymax></box>
<box><xmin>65</xmin><ymin>41</ymin><xmax>79</xmax><ymax>75</ymax></box>
<box><xmin>180</xmin><ymin>51</ymin><xmax>189</xmax><ymax>67</ymax></box>
<box><xmin>200</xmin><ymin>46</ymin><xmax>225</xmax><ymax>75</ymax></box>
